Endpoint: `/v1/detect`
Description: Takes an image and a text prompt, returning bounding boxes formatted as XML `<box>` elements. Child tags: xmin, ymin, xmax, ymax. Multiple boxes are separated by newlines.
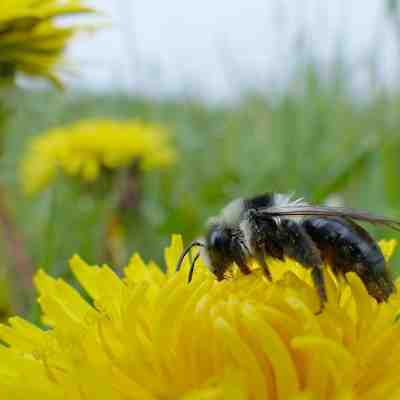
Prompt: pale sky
<box><xmin>67</xmin><ymin>0</ymin><xmax>398</xmax><ymax>100</ymax></box>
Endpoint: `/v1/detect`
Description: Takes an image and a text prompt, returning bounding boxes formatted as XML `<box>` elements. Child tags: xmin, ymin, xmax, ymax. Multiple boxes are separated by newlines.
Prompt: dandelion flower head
<box><xmin>20</xmin><ymin>118</ymin><xmax>176</xmax><ymax>194</ymax></box>
<box><xmin>0</xmin><ymin>0</ymin><xmax>95</xmax><ymax>86</ymax></box>
<box><xmin>0</xmin><ymin>236</ymin><xmax>400</xmax><ymax>399</ymax></box>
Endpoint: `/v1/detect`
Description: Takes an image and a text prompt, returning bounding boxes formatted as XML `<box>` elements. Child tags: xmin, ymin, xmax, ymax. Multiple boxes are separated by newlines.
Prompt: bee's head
<box><xmin>202</xmin><ymin>224</ymin><xmax>233</xmax><ymax>280</ymax></box>
<box><xmin>175</xmin><ymin>223</ymin><xmax>236</xmax><ymax>282</ymax></box>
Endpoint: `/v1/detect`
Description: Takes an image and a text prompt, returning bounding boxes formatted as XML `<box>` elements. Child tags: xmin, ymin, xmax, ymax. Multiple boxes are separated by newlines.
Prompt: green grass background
<box><xmin>2</xmin><ymin>63</ymin><xmax>400</xmax><ymax>318</ymax></box>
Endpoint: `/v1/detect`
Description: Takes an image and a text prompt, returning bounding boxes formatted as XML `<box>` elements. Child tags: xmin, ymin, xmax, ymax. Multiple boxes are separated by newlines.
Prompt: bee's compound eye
<box><xmin>209</xmin><ymin>229</ymin><xmax>230</xmax><ymax>251</ymax></box>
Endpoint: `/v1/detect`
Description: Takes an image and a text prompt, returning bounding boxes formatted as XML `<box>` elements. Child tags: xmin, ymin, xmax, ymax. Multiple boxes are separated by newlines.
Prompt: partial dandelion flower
<box><xmin>20</xmin><ymin>119</ymin><xmax>176</xmax><ymax>195</ymax></box>
<box><xmin>0</xmin><ymin>236</ymin><xmax>400</xmax><ymax>399</ymax></box>
<box><xmin>0</xmin><ymin>0</ymin><xmax>95</xmax><ymax>86</ymax></box>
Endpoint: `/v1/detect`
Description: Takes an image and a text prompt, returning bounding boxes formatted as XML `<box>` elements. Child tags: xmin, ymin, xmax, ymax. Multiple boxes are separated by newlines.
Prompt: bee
<box><xmin>176</xmin><ymin>193</ymin><xmax>400</xmax><ymax>311</ymax></box>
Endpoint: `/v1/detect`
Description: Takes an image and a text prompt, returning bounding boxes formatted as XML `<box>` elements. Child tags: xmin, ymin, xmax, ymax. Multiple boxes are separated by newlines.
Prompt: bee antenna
<box><xmin>176</xmin><ymin>240</ymin><xmax>204</xmax><ymax>272</ymax></box>
<box><xmin>188</xmin><ymin>252</ymin><xmax>200</xmax><ymax>283</ymax></box>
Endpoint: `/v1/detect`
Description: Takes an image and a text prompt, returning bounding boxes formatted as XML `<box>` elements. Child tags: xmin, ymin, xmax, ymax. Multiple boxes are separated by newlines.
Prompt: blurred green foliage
<box><xmin>1</xmin><ymin>63</ymin><xmax>400</xmax><ymax>308</ymax></box>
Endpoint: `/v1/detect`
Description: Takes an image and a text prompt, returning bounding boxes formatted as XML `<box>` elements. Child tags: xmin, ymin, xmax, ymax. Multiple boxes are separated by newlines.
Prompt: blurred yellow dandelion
<box><xmin>0</xmin><ymin>236</ymin><xmax>400</xmax><ymax>399</ymax></box>
<box><xmin>0</xmin><ymin>0</ymin><xmax>95</xmax><ymax>86</ymax></box>
<box><xmin>20</xmin><ymin>119</ymin><xmax>176</xmax><ymax>194</ymax></box>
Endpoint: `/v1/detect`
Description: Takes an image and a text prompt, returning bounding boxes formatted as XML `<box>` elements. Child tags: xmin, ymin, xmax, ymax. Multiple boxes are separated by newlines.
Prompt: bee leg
<box><xmin>311</xmin><ymin>267</ymin><xmax>327</xmax><ymax>314</ymax></box>
<box><xmin>254</xmin><ymin>252</ymin><xmax>272</xmax><ymax>281</ymax></box>
<box><xmin>278</xmin><ymin>220</ymin><xmax>327</xmax><ymax>313</ymax></box>
<box><xmin>230</xmin><ymin>239</ymin><xmax>251</xmax><ymax>276</ymax></box>
<box><xmin>235</xmin><ymin>257</ymin><xmax>252</xmax><ymax>275</ymax></box>
<box><xmin>243</xmin><ymin>210</ymin><xmax>279</xmax><ymax>281</ymax></box>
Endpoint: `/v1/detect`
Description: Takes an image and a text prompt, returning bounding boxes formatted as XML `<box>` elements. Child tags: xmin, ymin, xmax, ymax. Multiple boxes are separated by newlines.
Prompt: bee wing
<box><xmin>258</xmin><ymin>205</ymin><xmax>400</xmax><ymax>231</ymax></box>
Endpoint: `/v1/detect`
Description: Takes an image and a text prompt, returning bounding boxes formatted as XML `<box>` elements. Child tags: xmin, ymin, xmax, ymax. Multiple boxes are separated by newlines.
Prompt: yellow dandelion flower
<box><xmin>0</xmin><ymin>0</ymin><xmax>95</xmax><ymax>86</ymax></box>
<box><xmin>1</xmin><ymin>236</ymin><xmax>400</xmax><ymax>399</ymax></box>
<box><xmin>20</xmin><ymin>119</ymin><xmax>176</xmax><ymax>194</ymax></box>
